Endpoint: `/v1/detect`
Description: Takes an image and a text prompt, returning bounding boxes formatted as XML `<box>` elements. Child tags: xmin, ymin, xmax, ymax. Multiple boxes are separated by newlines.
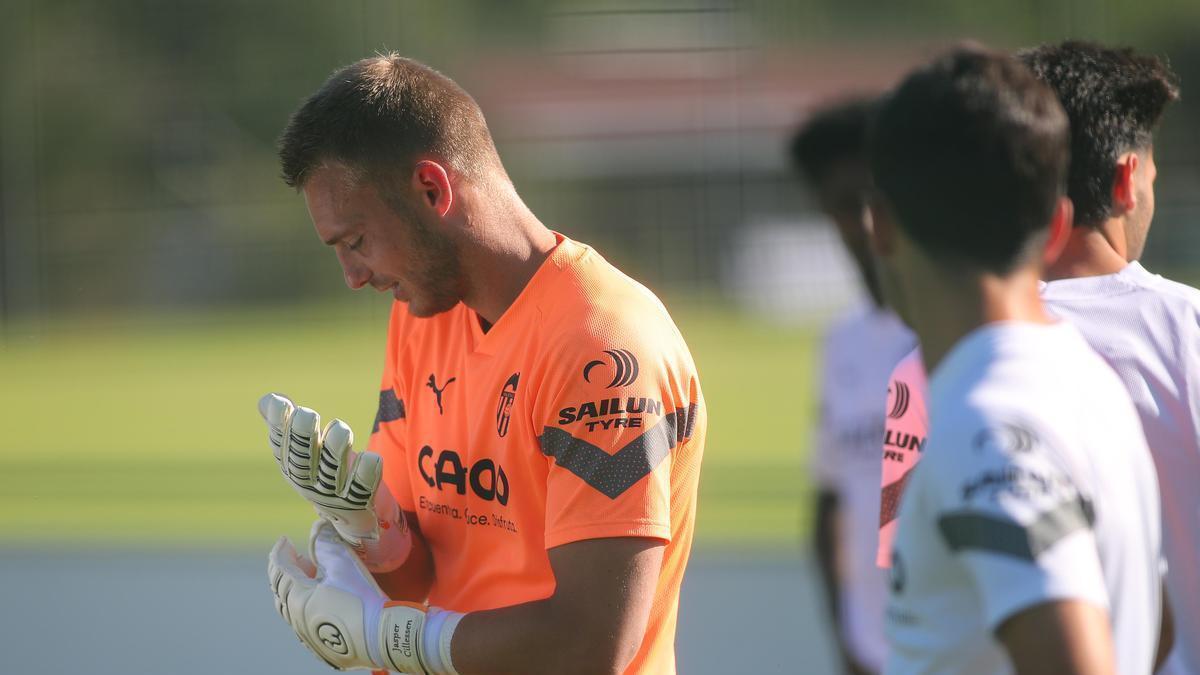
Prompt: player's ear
<box><xmin>1111</xmin><ymin>152</ymin><xmax>1138</xmax><ymax>216</ymax></box>
<box><xmin>1042</xmin><ymin>196</ymin><xmax>1073</xmax><ymax>266</ymax></box>
<box><xmin>412</xmin><ymin>160</ymin><xmax>454</xmax><ymax>218</ymax></box>
<box><xmin>866</xmin><ymin>192</ymin><xmax>899</xmax><ymax>258</ymax></box>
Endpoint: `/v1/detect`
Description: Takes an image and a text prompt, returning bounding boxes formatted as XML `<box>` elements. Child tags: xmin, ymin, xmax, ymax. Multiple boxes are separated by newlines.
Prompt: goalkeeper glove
<box><xmin>268</xmin><ymin>520</ymin><xmax>463</xmax><ymax>674</ymax></box>
<box><xmin>259</xmin><ymin>392</ymin><xmax>411</xmax><ymax>572</ymax></box>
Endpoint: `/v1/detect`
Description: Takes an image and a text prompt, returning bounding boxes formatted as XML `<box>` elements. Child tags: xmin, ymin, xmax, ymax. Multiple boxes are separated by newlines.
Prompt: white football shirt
<box><xmin>885</xmin><ymin>322</ymin><xmax>1162</xmax><ymax>675</ymax></box>
<box><xmin>1043</xmin><ymin>262</ymin><xmax>1200</xmax><ymax>675</ymax></box>
<box><xmin>813</xmin><ymin>303</ymin><xmax>916</xmax><ymax>670</ymax></box>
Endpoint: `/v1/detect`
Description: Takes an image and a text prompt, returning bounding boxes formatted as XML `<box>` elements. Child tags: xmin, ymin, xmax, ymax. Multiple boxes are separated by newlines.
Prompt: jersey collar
<box><xmin>1040</xmin><ymin>261</ymin><xmax>1153</xmax><ymax>300</ymax></box>
<box><xmin>469</xmin><ymin>231</ymin><xmax>577</xmax><ymax>355</ymax></box>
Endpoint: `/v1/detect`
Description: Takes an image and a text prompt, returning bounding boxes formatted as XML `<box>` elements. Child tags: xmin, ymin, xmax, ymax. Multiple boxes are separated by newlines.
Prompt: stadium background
<box><xmin>1</xmin><ymin>1</ymin><xmax>1198</xmax><ymax>673</ymax></box>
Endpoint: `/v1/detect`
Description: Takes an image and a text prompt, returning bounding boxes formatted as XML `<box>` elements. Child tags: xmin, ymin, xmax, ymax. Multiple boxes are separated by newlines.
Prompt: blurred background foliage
<box><xmin>3</xmin><ymin>0</ymin><xmax>1199</xmax><ymax>319</ymax></box>
<box><xmin>1</xmin><ymin>0</ymin><xmax>1199</xmax><ymax>549</ymax></box>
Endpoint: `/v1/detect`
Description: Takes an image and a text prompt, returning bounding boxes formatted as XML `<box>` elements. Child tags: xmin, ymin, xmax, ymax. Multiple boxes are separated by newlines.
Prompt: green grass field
<box><xmin>0</xmin><ymin>297</ymin><xmax>820</xmax><ymax>550</ymax></box>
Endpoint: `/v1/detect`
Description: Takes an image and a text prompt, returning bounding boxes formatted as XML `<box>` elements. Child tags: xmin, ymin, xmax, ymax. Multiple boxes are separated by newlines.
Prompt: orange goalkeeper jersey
<box><xmin>368</xmin><ymin>233</ymin><xmax>706</xmax><ymax>674</ymax></box>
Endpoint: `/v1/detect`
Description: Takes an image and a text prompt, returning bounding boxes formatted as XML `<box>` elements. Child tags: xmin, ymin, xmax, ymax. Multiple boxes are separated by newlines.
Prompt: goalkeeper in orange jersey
<box><xmin>260</xmin><ymin>54</ymin><xmax>706</xmax><ymax>675</ymax></box>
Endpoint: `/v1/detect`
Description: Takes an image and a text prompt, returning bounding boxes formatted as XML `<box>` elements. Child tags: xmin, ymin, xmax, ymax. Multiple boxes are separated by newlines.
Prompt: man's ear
<box><xmin>1042</xmin><ymin>196</ymin><xmax>1074</xmax><ymax>266</ymax></box>
<box><xmin>1111</xmin><ymin>152</ymin><xmax>1139</xmax><ymax>216</ymax></box>
<box><xmin>866</xmin><ymin>195</ymin><xmax>898</xmax><ymax>259</ymax></box>
<box><xmin>412</xmin><ymin>160</ymin><xmax>454</xmax><ymax>217</ymax></box>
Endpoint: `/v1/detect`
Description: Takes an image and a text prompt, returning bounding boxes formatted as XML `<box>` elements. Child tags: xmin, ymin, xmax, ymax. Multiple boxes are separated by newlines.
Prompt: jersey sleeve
<box><xmin>368</xmin><ymin>302</ymin><xmax>416</xmax><ymax>513</ymax></box>
<box><xmin>533</xmin><ymin>319</ymin><xmax>700</xmax><ymax>550</ymax></box>
<box><xmin>877</xmin><ymin>349</ymin><xmax>928</xmax><ymax>568</ymax></box>
<box><xmin>928</xmin><ymin>415</ymin><xmax>1109</xmax><ymax>630</ymax></box>
<box><xmin>810</xmin><ymin>333</ymin><xmax>843</xmax><ymax>491</ymax></box>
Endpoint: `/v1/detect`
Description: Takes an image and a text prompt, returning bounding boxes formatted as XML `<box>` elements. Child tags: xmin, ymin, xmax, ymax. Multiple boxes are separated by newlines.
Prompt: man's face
<box><xmin>302</xmin><ymin>163</ymin><xmax>465</xmax><ymax>317</ymax></box>
<box><xmin>819</xmin><ymin>158</ymin><xmax>884</xmax><ymax>306</ymax></box>
<box><xmin>1124</xmin><ymin>148</ymin><xmax>1157</xmax><ymax>261</ymax></box>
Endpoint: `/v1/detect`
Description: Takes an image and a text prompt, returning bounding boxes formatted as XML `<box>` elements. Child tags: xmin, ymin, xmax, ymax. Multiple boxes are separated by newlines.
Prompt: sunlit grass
<box><xmin>0</xmin><ymin>297</ymin><xmax>820</xmax><ymax>550</ymax></box>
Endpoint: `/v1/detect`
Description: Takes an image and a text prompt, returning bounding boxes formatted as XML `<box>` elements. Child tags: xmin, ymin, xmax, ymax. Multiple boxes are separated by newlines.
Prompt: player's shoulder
<box><xmin>937</xmin><ymin>325</ymin><xmax>1129</xmax><ymax>452</ymax></box>
<box><xmin>1132</xmin><ymin>265</ymin><xmax>1200</xmax><ymax>321</ymax></box>
<box><xmin>528</xmin><ymin>247</ymin><xmax>703</xmax><ymax>423</ymax></box>
<box><xmin>822</xmin><ymin>304</ymin><xmax>911</xmax><ymax>358</ymax></box>
<box><xmin>1126</xmin><ymin>261</ymin><xmax>1200</xmax><ymax>296</ymax></box>
<box><xmin>537</xmin><ymin>238</ymin><xmax>687</xmax><ymax>355</ymax></box>
<box><xmin>1050</xmin><ymin>263</ymin><xmax>1200</xmax><ymax>324</ymax></box>
<box><xmin>890</xmin><ymin>347</ymin><xmax>926</xmax><ymax>383</ymax></box>
<box><xmin>827</xmin><ymin>302</ymin><xmax>871</xmax><ymax>330</ymax></box>
<box><xmin>923</xmin><ymin>392</ymin><xmax>1076</xmax><ymax>500</ymax></box>
<box><xmin>929</xmin><ymin>325</ymin><xmax>1084</xmax><ymax>440</ymax></box>
<box><xmin>545</xmin><ymin>238</ymin><xmax>670</xmax><ymax>312</ymax></box>
<box><xmin>822</xmin><ymin>303</ymin><xmax>876</xmax><ymax>346</ymax></box>
<box><xmin>885</xmin><ymin>347</ymin><xmax>927</xmax><ymax>425</ymax></box>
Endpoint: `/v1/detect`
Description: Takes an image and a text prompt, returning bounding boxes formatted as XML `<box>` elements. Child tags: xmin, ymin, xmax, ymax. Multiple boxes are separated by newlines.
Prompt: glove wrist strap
<box><xmin>422</xmin><ymin>608</ymin><xmax>466</xmax><ymax>675</ymax></box>
<box><xmin>378</xmin><ymin>601</ymin><xmax>431</xmax><ymax>674</ymax></box>
<box><xmin>373</xmin><ymin>603</ymin><xmax>465</xmax><ymax>675</ymax></box>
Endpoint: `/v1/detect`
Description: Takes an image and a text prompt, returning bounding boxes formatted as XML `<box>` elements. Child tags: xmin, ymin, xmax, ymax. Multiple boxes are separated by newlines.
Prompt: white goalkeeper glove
<box><xmin>259</xmin><ymin>392</ymin><xmax>411</xmax><ymax>572</ymax></box>
<box><xmin>268</xmin><ymin>520</ymin><xmax>464</xmax><ymax>674</ymax></box>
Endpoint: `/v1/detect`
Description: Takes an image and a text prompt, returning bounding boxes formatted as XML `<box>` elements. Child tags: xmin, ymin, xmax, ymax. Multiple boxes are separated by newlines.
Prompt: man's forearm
<box><xmin>445</xmin><ymin>598</ymin><xmax>630</xmax><ymax>675</ymax></box>
<box><xmin>372</xmin><ymin>511</ymin><xmax>434</xmax><ymax>602</ymax></box>
<box><xmin>369</xmin><ymin>540</ymin><xmax>643</xmax><ymax>675</ymax></box>
<box><xmin>997</xmin><ymin>599</ymin><xmax>1116</xmax><ymax>675</ymax></box>
<box><xmin>813</xmin><ymin>489</ymin><xmax>873</xmax><ymax>674</ymax></box>
<box><xmin>447</xmin><ymin>537</ymin><xmax>661</xmax><ymax>675</ymax></box>
<box><xmin>813</xmin><ymin>488</ymin><xmax>842</xmax><ymax>624</ymax></box>
<box><xmin>1155</xmin><ymin>583</ymin><xmax>1174</xmax><ymax>673</ymax></box>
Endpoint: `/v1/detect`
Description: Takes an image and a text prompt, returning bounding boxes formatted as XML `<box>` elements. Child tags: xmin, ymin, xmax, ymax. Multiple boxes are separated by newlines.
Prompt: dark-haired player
<box><xmin>790</xmin><ymin>100</ymin><xmax>913</xmax><ymax>675</ymax></box>
<box><xmin>1023</xmin><ymin>41</ymin><xmax>1193</xmax><ymax>675</ymax></box>
<box><xmin>870</xmin><ymin>48</ymin><xmax>1164</xmax><ymax>674</ymax></box>
<box><xmin>261</xmin><ymin>54</ymin><xmax>706</xmax><ymax>674</ymax></box>
<box><xmin>875</xmin><ymin>41</ymin><xmax>1191</xmax><ymax>674</ymax></box>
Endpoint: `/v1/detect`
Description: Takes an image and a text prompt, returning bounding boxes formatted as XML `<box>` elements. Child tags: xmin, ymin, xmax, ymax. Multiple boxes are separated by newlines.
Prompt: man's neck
<box><xmin>1044</xmin><ymin>222</ymin><xmax>1129</xmax><ymax>281</ymax></box>
<box><xmin>912</xmin><ymin>265</ymin><xmax>1053</xmax><ymax>375</ymax></box>
<box><xmin>459</xmin><ymin>194</ymin><xmax>557</xmax><ymax>327</ymax></box>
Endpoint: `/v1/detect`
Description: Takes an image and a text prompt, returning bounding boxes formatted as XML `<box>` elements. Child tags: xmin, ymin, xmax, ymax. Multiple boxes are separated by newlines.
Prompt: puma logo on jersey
<box><xmin>426</xmin><ymin>374</ymin><xmax>456</xmax><ymax>415</ymax></box>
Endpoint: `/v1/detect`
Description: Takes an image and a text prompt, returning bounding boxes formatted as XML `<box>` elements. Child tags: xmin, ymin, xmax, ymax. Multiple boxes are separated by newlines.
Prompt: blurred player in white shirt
<box><xmin>869</xmin><ymin>47</ymin><xmax>1167</xmax><ymax>674</ymax></box>
<box><xmin>1022</xmin><ymin>41</ymin><xmax>1192</xmax><ymax>674</ymax></box>
<box><xmin>790</xmin><ymin>100</ymin><xmax>915</xmax><ymax>674</ymax></box>
<box><xmin>875</xmin><ymin>41</ymin><xmax>1189</xmax><ymax>674</ymax></box>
